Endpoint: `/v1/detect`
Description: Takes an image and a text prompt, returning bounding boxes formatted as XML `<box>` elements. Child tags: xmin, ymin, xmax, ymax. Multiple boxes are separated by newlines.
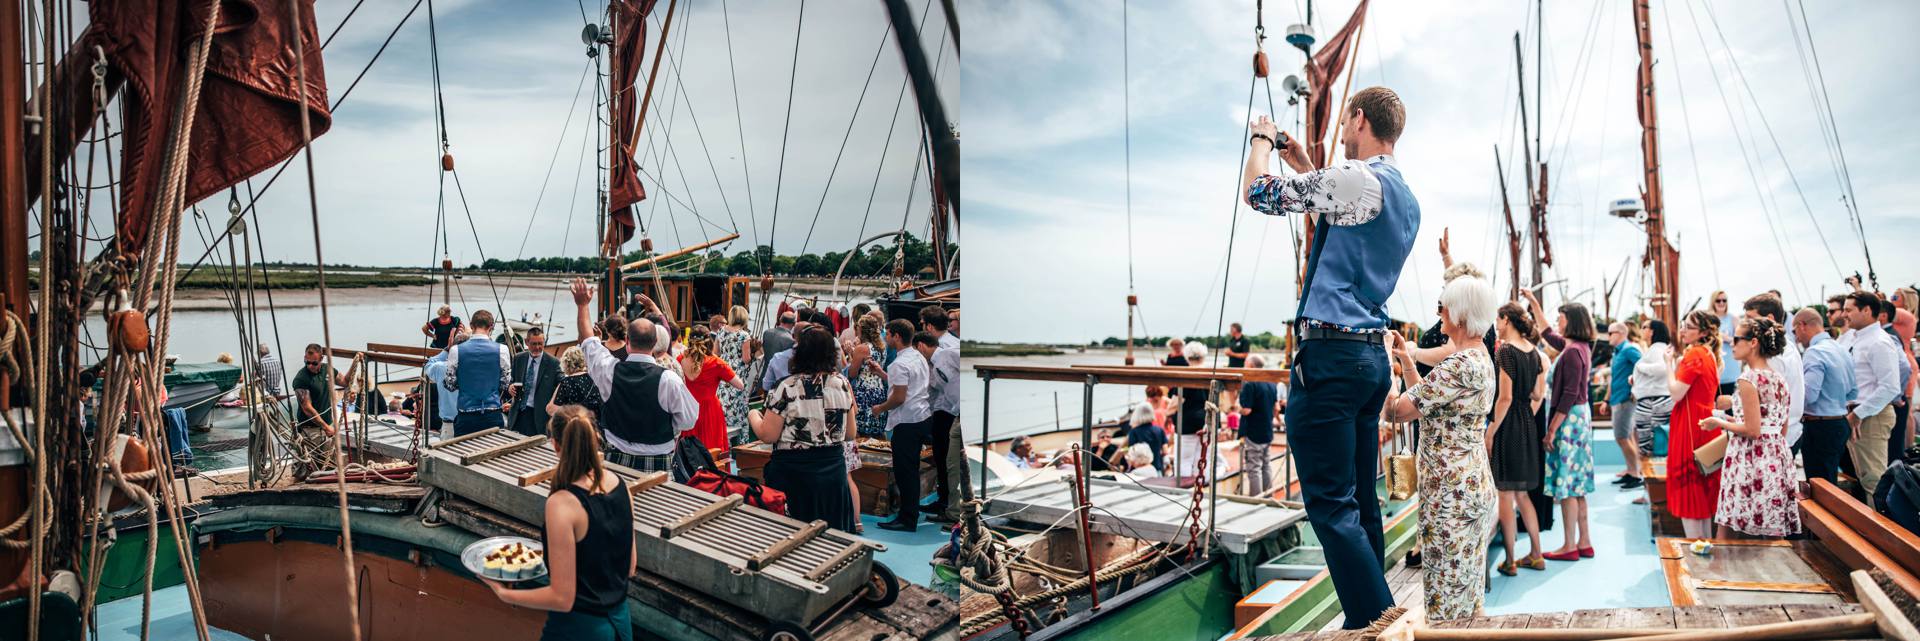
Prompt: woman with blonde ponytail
<box><xmin>485</xmin><ymin>406</ymin><xmax>636</xmax><ymax>639</ymax></box>
<box><xmin>680</xmin><ymin>325</ymin><xmax>745</xmax><ymax>460</ymax></box>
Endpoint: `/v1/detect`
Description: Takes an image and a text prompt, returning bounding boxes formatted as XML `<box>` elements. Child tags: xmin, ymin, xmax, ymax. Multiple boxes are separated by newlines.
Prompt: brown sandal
<box><xmin>1497</xmin><ymin>560</ymin><xmax>1517</xmax><ymax>576</ymax></box>
<box><xmin>1519</xmin><ymin>555</ymin><xmax>1546</xmax><ymax>571</ymax></box>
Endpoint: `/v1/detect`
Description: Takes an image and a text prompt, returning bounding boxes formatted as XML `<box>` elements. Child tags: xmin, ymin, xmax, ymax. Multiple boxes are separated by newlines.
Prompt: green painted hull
<box><xmin>1241</xmin><ymin>497</ymin><xmax>1421</xmax><ymax>637</ymax></box>
<box><xmin>1058</xmin><ymin>563</ymin><xmax>1239</xmax><ymax>641</ymax></box>
<box><xmin>85</xmin><ymin>522</ymin><xmax>193</xmax><ymax>605</ymax></box>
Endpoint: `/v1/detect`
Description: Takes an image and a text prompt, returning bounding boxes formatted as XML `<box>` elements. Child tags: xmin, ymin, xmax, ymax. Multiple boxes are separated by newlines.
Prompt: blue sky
<box><xmin>962</xmin><ymin>0</ymin><xmax>1920</xmax><ymax>344</ymax></box>
<box><xmin>69</xmin><ymin>0</ymin><xmax>956</xmax><ymax>271</ymax></box>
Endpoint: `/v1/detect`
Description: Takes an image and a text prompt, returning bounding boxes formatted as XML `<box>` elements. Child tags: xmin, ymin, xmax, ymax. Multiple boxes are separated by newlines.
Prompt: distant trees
<box><xmin>472</xmin><ymin>234</ymin><xmax>958</xmax><ymax>278</ymax></box>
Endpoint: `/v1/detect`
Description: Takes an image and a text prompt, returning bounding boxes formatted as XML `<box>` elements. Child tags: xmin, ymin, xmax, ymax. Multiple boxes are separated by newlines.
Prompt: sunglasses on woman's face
<box><xmin>1733</xmin><ymin>334</ymin><xmax>1753</xmax><ymax>343</ymax></box>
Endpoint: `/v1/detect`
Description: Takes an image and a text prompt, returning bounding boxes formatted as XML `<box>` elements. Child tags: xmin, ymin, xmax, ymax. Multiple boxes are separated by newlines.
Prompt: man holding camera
<box><xmin>1241</xmin><ymin>86</ymin><xmax>1419</xmax><ymax>629</ymax></box>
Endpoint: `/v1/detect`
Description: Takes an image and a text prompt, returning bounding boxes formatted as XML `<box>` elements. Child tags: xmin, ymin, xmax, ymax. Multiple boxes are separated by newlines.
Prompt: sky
<box><xmin>55</xmin><ymin>0</ymin><xmax>958</xmax><ymax>272</ymax></box>
<box><xmin>962</xmin><ymin>0</ymin><xmax>1920</xmax><ymax>344</ymax></box>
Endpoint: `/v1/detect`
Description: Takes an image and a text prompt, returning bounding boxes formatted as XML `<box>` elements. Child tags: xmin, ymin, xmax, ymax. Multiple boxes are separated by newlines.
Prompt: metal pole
<box><xmin>1081</xmin><ymin>376</ymin><xmax>1095</xmax><ymax>457</ymax></box>
<box><xmin>979</xmin><ymin>373</ymin><xmax>992</xmax><ymax>502</ymax></box>
<box><xmin>1206</xmin><ymin>380</ymin><xmax>1220</xmax><ymax>558</ymax></box>
<box><xmin>1071</xmin><ymin>445</ymin><xmax>1101</xmax><ymax>612</ymax></box>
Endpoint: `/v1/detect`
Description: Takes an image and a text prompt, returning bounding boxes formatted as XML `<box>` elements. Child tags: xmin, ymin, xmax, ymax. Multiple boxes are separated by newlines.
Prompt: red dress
<box><xmin>1667</xmin><ymin>344</ymin><xmax>1722</xmax><ymax>520</ymax></box>
<box><xmin>683</xmin><ymin>355</ymin><xmax>736</xmax><ymax>454</ymax></box>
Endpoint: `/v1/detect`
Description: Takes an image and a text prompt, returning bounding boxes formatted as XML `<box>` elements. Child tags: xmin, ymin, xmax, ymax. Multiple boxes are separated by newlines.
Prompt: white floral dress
<box><xmin>717</xmin><ymin>327</ymin><xmax>751</xmax><ymax>443</ymax></box>
<box><xmin>1715</xmin><ymin>368</ymin><xmax>1800</xmax><ymax>537</ymax></box>
<box><xmin>1405</xmin><ymin>349</ymin><xmax>1497</xmax><ymax>621</ymax></box>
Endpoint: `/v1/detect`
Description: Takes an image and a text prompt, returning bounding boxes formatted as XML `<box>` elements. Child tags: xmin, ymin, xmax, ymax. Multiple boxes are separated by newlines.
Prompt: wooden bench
<box><xmin>1801</xmin><ymin>477</ymin><xmax>1920</xmax><ymax>601</ymax></box>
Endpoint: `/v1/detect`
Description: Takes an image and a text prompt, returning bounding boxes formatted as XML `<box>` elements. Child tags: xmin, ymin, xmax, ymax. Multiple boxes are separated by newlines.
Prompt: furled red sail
<box><xmin>29</xmin><ymin>0</ymin><xmax>331</xmax><ymax>257</ymax></box>
<box><xmin>1303</xmin><ymin>0</ymin><xmax>1368</xmax><ymax>168</ymax></box>
<box><xmin>605</xmin><ymin>0</ymin><xmax>660</xmax><ymax>252</ymax></box>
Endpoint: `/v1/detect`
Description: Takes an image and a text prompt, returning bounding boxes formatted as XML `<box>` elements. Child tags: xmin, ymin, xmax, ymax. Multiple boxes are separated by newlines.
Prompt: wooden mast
<box><xmin>1634</xmin><ymin>0</ymin><xmax>1680</xmax><ymax>329</ymax></box>
<box><xmin>1495</xmin><ymin>146</ymin><xmax>1523</xmax><ymax>300</ymax></box>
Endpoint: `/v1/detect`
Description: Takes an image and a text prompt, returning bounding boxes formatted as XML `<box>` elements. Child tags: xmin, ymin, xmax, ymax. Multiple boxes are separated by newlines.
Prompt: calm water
<box><xmin>961</xmin><ymin>349</ymin><xmax>1152</xmax><ymax>444</ymax></box>
<box><xmin>83</xmin><ymin>282</ymin><xmax>864</xmax><ymax>374</ymax></box>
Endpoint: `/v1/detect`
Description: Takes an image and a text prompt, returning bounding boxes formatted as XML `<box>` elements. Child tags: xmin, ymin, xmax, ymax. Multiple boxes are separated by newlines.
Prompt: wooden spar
<box><xmin>1634</xmin><ymin>0</ymin><xmax>1680</xmax><ymax>330</ymax></box>
<box><xmin>1514</xmin><ymin>32</ymin><xmax>1542</xmax><ymax>289</ymax></box>
<box><xmin>1068</xmin><ymin>363</ymin><xmax>1289</xmax><ymax>384</ymax></box>
<box><xmin>975</xmin><ymin>363</ymin><xmax>1252</xmax><ymax>389</ymax></box>
<box><xmin>617</xmin><ymin>233</ymin><xmax>739</xmax><ymax>272</ymax></box>
<box><xmin>1495</xmin><ymin>146</ymin><xmax>1523</xmax><ymax>300</ymax></box>
<box><xmin>0</xmin><ymin>0</ymin><xmax>25</xmax><ymax>414</ymax></box>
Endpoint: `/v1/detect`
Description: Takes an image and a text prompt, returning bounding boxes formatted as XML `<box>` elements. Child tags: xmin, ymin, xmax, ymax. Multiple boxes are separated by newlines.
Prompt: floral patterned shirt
<box><xmin>1246</xmin><ymin>155</ymin><xmax>1392</xmax><ymax>226</ymax></box>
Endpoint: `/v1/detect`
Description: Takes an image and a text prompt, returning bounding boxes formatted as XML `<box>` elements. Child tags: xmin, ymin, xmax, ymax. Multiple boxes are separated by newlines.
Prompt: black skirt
<box><xmin>764</xmin><ymin>445</ymin><xmax>857</xmax><ymax>532</ymax></box>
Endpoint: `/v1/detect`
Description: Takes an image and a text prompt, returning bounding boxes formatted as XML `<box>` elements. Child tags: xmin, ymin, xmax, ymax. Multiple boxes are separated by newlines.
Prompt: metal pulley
<box><xmin>441</xmin><ymin>152</ymin><xmax>455</xmax><ymax>171</ymax></box>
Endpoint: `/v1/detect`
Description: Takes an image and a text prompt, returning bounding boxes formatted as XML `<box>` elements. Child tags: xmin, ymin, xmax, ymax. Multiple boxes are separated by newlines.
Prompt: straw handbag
<box><xmin>1387</xmin><ymin>422</ymin><xmax>1417</xmax><ymax>500</ymax></box>
<box><xmin>1693</xmin><ymin>432</ymin><xmax>1729</xmax><ymax>475</ymax></box>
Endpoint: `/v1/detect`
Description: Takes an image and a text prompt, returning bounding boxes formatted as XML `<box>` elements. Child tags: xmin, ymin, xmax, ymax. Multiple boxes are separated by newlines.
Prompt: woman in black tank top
<box><xmin>486</xmin><ymin>406</ymin><xmax>636</xmax><ymax>641</ymax></box>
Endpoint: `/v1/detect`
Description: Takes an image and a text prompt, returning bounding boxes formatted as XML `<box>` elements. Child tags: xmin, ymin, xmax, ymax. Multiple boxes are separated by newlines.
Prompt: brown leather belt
<box><xmin>1803</xmin><ymin>414</ymin><xmax>1847</xmax><ymax>422</ymax></box>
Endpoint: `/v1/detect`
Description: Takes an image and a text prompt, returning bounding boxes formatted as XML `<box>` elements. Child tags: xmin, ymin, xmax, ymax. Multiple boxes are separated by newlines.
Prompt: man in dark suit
<box><xmin>509</xmin><ymin>327</ymin><xmax>562</xmax><ymax>436</ymax></box>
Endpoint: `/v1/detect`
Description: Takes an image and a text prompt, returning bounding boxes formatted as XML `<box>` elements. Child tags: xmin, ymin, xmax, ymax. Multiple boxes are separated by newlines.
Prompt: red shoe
<box><xmin>1542</xmin><ymin>549</ymin><xmax>1581</xmax><ymax>561</ymax></box>
<box><xmin>1579</xmin><ymin>546</ymin><xmax>1595</xmax><ymax>558</ymax></box>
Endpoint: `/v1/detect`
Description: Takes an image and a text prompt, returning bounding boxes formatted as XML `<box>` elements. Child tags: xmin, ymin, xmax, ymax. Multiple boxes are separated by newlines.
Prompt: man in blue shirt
<box><xmin>1795</xmin><ymin>307</ymin><xmax>1856</xmax><ymax>484</ymax></box>
<box><xmin>1237</xmin><ymin>354</ymin><xmax>1280</xmax><ymax>498</ymax></box>
<box><xmin>423</xmin><ymin>332</ymin><xmax>465</xmax><ymax>442</ymax></box>
<box><xmin>1244</xmin><ymin>86</ymin><xmax>1417</xmax><ymax>629</ymax></box>
<box><xmin>1607</xmin><ymin>323</ymin><xmax>1644</xmax><ymax>489</ymax></box>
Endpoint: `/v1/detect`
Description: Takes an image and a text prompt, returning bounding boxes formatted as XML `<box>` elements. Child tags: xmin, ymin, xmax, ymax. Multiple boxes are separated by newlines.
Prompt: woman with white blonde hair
<box><xmin>1173</xmin><ymin>340</ymin><xmax>1215</xmax><ymax>478</ymax></box>
<box><xmin>1382</xmin><ymin>274</ymin><xmax>1499</xmax><ymax>620</ymax></box>
<box><xmin>1125</xmin><ymin>443</ymin><xmax>1160</xmax><ymax>479</ymax></box>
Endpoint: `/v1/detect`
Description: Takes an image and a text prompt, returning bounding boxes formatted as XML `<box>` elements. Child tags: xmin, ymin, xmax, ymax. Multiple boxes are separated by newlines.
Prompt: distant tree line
<box><xmin>473</xmin><ymin>235</ymin><xmax>958</xmax><ymax>278</ymax></box>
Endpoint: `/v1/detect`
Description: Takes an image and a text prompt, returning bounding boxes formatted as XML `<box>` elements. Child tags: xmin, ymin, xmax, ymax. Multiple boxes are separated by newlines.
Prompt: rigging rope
<box><xmin>1788</xmin><ymin>0</ymin><xmax>1875</xmax><ymax>288</ymax></box>
<box><xmin>764</xmin><ymin>0</ymin><xmax>807</xmax><ymax>274</ymax></box>
<box><xmin>720</xmin><ymin>0</ymin><xmax>762</xmax><ymax>263</ymax></box>
<box><xmin>499</xmin><ymin>60</ymin><xmax>595</xmax><ymax>301</ymax></box>
<box><xmin>796</xmin><ymin>17</ymin><xmax>897</xmax><ymax>257</ymax></box>
<box><xmin>1655</xmin><ymin>0</ymin><xmax>1723</xmax><ymax>288</ymax></box>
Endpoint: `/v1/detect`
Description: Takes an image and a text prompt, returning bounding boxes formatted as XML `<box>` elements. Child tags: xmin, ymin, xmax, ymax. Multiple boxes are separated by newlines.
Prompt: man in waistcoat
<box><xmin>570</xmin><ymin>278</ymin><xmax>697</xmax><ymax>471</ymax></box>
<box><xmin>444</xmin><ymin>310</ymin><xmax>513</xmax><ymax>437</ymax></box>
<box><xmin>1243</xmin><ymin>86</ymin><xmax>1418</xmax><ymax>629</ymax></box>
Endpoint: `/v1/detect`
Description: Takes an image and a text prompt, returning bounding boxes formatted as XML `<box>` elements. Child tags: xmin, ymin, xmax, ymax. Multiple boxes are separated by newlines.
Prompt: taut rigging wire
<box><xmin>1788</xmin><ymin>0</ymin><xmax>1875</xmax><ymax>288</ymax></box>
<box><xmin>1655</xmin><ymin>0</ymin><xmax>1723</xmax><ymax>288</ymax></box>
<box><xmin>720</xmin><ymin>0</ymin><xmax>762</xmax><ymax>258</ymax></box>
<box><xmin>764</xmin><ymin>0</ymin><xmax>808</xmax><ymax>273</ymax></box>
<box><xmin>797</xmin><ymin>16</ymin><xmax>900</xmax><ymax>258</ymax></box>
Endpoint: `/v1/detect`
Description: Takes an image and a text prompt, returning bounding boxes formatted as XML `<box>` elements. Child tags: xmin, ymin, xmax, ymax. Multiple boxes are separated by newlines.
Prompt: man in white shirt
<box><xmin>1840</xmin><ymin>291</ymin><xmax>1903</xmax><ymax>495</ymax></box>
<box><xmin>569</xmin><ymin>278</ymin><xmax>698</xmax><ymax>472</ymax></box>
<box><xmin>918</xmin><ymin>305</ymin><xmax>962</xmax><ymax>522</ymax></box>
<box><xmin>872</xmin><ymin>320</ymin><xmax>932</xmax><ymax>531</ymax></box>
<box><xmin>1743</xmin><ymin>295</ymin><xmax>1805</xmax><ymax>445</ymax></box>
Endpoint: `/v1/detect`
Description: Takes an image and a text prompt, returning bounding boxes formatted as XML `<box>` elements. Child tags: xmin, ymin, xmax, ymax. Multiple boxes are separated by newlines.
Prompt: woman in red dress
<box><xmin>680</xmin><ymin>326</ymin><xmax>745</xmax><ymax>461</ymax></box>
<box><xmin>1666</xmin><ymin>310</ymin><xmax>1724</xmax><ymax>538</ymax></box>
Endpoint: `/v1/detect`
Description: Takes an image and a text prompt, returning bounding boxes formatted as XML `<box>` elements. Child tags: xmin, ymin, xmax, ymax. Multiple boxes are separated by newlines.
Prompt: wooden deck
<box><xmin>1314</xmin><ymin>553</ymin><xmax>1429</xmax><ymax>631</ymax></box>
<box><xmin>1257</xmin><ymin>603</ymin><xmax>1880</xmax><ymax>640</ymax></box>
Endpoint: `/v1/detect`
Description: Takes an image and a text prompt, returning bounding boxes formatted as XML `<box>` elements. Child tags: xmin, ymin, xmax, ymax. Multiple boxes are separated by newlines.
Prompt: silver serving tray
<box><xmin>460</xmin><ymin>536</ymin><xmax>548</xmax><ymax>582</ymax></box>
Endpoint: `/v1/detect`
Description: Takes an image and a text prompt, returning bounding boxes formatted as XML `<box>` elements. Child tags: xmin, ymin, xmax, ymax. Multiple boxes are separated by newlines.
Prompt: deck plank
<box><xmin>1566</xmin><ymin>608</ymin><xmax>1617</xmax><ymax>629</ymax></box>
<box><xmin>1524</xmin><ymin>611</ymin><xmax>1570</xmax><ymax>629</ymax></box>
<box><xmin>1611</xmin><ymin>607</ymin><xmax>1676</xmax><ymax>629</ymax></box>
<box><xmin>1670</xmin><ymin>606</ymin><xmax>1728</xmax><ymax>629</ymax></box>
<box><xmin>1721</xmin><ymin>605</ymin><xmax>1792</xmax><ymax>627</ymax></box>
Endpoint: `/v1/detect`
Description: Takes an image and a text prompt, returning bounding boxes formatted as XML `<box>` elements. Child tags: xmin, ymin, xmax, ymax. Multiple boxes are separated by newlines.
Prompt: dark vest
<box><xmin>602</xmin><ymin>360</ymin><xmax>672</xmax><ymax>446</ymax></box>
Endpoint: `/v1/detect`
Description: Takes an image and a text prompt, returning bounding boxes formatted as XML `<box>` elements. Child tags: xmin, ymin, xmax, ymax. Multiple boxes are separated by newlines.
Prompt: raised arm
<box><xmin>569</xmin><ymin>278</ymin><xmax>595</xmax><ymax>345</ymax></box>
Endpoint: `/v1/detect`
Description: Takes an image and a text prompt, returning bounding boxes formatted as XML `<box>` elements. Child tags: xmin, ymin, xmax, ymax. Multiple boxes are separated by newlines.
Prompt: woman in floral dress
<box><xmin>847</xmin><ymin>316</ymin><xmax>890</xmax><ymax>438</ymax></box>
<box><xmin>1705</xmin><ymin>317</ymin><xmax>1799</xmax><ymax>538</ymax></box>
<box><xmin>717</xmin><ymin>306</ymin><xmax>754</xmax><ymax>445</ymax></box>
<box><xmin>1523</xmin><ymin>291</ymin><xmax>1597</xmax><ymax>561</ymax></box>
<box><xmin>1384</xmin><ymin>274</ymin><xmax>1498</xmax><ymax>621</ymax></box>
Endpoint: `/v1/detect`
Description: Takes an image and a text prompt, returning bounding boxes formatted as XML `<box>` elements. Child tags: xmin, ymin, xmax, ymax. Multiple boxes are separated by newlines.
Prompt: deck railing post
<box><xmin>980</xmin><ymin>372</ymin><xmax>993</xmax><ymax>502</ymax></box>
<box><xmin>1081</xmin><ymin>375</ymin><xmax>1096</xmax><ymax>460</ymax></box>
<box><xmin>1206</xmin><ymin>379</ymin><xmax>1221</xmax><ymax>558</ymax></box>
<box><xmin>1070</xmin><ymin>444</ymin><xmax>1101</xmax><ymax>612</ymax></box>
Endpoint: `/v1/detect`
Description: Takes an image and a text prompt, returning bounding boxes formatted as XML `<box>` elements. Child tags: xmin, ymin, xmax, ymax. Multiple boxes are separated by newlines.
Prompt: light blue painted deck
<box><xmin>95</xmin><ymin>585</ymin><xmax>249</xmax><ymax>641</ymax></box>
<box><xmin>1484</xmin><ymin>422</ymin><xmax>1670</xmax><ymax>614</ymax></box>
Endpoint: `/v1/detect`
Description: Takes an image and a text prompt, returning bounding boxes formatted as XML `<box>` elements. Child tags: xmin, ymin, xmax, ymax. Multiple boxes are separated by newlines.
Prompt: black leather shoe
<box><xmin>921</xmin><ymin>502</ymin><xmax>950</xmax><ymax>515</ymax></box>
<box><xmin>1619</xmin><ymin>476</ymin><xmax>1645</xmax><ymax>489</ymax></box>
<box><xmin>876</xmin><ymin>519</ymin><xmax>917</xmax><ymax>532</ymax></box>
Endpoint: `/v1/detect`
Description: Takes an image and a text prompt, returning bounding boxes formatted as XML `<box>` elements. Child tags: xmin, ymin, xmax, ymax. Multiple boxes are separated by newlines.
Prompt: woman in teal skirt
<box><xmin>1523</xmin><ymin>291</ymin><xmax>1596</xmax><ymax>561</ymax></box>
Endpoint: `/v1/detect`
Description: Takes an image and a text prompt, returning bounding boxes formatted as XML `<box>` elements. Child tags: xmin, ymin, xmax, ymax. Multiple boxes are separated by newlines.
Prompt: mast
<box><xmin>1634</xmin><ymin>0</ymin><xmax>1680</xmax><ymax>329</ymax></box>
<box><xmin>882</xmin><ymin>0</ymin><xmax>959</xmax><ymax>222</ymax></box>
<box><xmin>1495</xmin><ymin>146</ymin><xmax>1522</xmax><ymax>300</ymax></box>
<box><xmin>0</xmin><ymin>0</ymin><xmax>26</xmax><ymax>381</ymax></box>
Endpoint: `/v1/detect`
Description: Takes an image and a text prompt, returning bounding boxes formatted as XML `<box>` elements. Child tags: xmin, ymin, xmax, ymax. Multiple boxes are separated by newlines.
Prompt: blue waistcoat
<box><xmin>1299</xmin><ymin>159</ymin><xmax>1420</xmax><ymax>330</ymax></box>
<box><xmin>451</xmin><ymin>337</ymin><xmax>507</xmax><ymax>413</ymax></box>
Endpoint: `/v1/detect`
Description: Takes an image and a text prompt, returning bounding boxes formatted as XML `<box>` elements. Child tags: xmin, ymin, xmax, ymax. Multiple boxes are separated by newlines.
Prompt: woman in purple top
<box><xmin>1523</xmin><ymin>291</ymin><xmax>1597</xmax><ymax>561</ymax></box>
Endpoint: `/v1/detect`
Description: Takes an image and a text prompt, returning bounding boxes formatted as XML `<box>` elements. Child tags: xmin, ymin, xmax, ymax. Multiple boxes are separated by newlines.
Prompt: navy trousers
<box><xmin>1284</xmin><ymin>338</ymin><xmax>1394</xmax><ymax>629</ymax></box>
<box><xmin>1803</xmin><ymin>417</ymin><xmax>1851</xmax><ymax>485</ymax></box>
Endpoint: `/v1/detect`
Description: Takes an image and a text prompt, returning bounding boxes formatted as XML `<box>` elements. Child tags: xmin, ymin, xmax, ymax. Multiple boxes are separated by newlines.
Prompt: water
<box><xmin>82</xmin><ymin>281</ymin><xmax>864</xmax><ymax>371</ymax></box>
<box><xmin>961</xmin><ymin>349</ymin><xmax>1152</xmax><ymax>444</ymax></box>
